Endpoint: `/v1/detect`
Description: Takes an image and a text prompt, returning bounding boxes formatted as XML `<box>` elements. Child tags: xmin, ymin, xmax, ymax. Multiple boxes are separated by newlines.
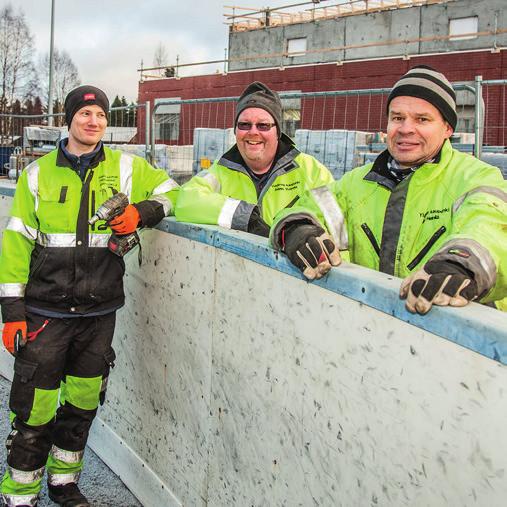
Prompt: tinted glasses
<box><xmin>236</xmin><ymin>121</ymin><xmax>276</xmax><ymax>132</ymax></box>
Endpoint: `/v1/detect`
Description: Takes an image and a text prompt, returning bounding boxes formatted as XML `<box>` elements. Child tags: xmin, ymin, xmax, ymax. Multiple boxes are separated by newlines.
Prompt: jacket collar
<box><xmin>364</xmin><ymin>139</ymin><xmax>450</xmax><ymax>191</ymax></box>
<box><xmin>56</xmin><ymin>138</ymin><xmax>106</xmax><ymax>171</ymax></box>
<box><xmin>218</xmin><ymin>133</ymin><xmax>300</xmax><ymax>177</ymax></box>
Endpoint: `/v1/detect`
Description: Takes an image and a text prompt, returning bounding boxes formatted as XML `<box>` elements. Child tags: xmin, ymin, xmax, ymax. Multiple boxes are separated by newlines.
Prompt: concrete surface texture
<box><xmin>0</xmin><ymin>376</ymin><xmax>142</xmax><ymax>507</ymax></box>
<box><xmin>100</xmin><ymin>223</ymin><xmax>506</xmax><ymax>507</ymax></box>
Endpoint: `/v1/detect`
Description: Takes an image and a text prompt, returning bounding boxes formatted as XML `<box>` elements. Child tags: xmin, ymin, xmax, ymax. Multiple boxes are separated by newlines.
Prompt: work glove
<box><xmin>400</xmin><ymin>259</ymin><xmax>479</xmax><ymax>315</ymax></box>
<box><xmin>2</xmin><ymin>321</ymin><xmax>27</xmax><ymax>356</ymax></box>
<box><xmin>282</xmin><ymin>223</ymin><xmax>341</xmax><ymax>280</ymax></box>
<box><xmin>247</xmin><ymin>207</ymin><xmax>270</xmax><ymax>238</ymax></box>
<box><xmin>109</xmin><ymin>204</ymin><xmax>140</xmax><ymax>235</ymax></box>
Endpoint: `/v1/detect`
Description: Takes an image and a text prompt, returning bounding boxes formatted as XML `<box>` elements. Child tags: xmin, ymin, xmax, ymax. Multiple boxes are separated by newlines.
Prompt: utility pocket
<box><xmin>407</xmin><ymin>226</ymin><xmax>447</xmax><ymax>271</ymax></box>
<box><xmin>10</xmin><ymin>358</ymin><xmax>38</xmax><ymax>422</ymax></box>
<box><xmin>361</xmin><ymin>223</ymin><xmax>380</xmax><ymax>256</ymax></box>
<box><xmin>100</xmin><ymin>348</ymin><xmax>116</xmax><ymax>405</ymax></box>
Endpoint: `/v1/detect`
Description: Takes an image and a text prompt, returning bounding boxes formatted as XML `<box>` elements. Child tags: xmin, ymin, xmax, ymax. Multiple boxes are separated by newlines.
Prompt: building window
<box><xmin>287</xmin><ymin>37</ymin><xmax>307</xmax><ymax>56</ymax></box>
<box><xmin>281</xmin><ymin>96</ymin><xmax>301</xmax><ymax>138</ymax></box>
<box><xmin>154</xmin><ymin>98</ymin><xmax>181</xmax><ymax>142</ymax></box>
<box><xmin>449</xmin><ymin>17</ymin><xmax>478</xmax><ymax>41</ymax></box>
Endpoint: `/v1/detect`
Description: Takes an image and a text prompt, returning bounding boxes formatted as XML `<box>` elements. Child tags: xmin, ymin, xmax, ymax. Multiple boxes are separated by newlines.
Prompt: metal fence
<box><xmin>147</xmin><ymin>82</ymin><xmax>489</xmax><ymax>180</ymax></box>
<box><xmin>1</xmin><ymin>78</ymin><xmax>507</xmax><ymax>181</ymax></box>
<box><xmin>0</xmin><ymin>104</ymin><xmax>148</xmax><ymax>178</ymax></box>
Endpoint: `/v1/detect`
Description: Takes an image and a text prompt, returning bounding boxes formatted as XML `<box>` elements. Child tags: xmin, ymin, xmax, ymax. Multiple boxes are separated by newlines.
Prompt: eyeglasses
<box><xmin>236</xmin><ymin>121</ymin><xmax>276</xmax><ymax>132</ymax></box>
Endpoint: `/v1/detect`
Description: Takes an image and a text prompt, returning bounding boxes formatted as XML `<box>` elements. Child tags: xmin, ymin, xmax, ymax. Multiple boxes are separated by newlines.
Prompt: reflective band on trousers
<box><xmin>7</xmin><ymin>465</ymin><xmax>44</xmax><ymax>484</ymax></box>
<box><xmin>25</xmin><ymin>162</ymin><xmax>40</xmax><ymax>212</ymax></box>
<box><xmin>37</xmin><ymin>233</ymin><xmax>109</xmax><ymax>248</ymax></box>
<box><xmin>6</xmin><ymin>217</ymin><xmax>38</xmax><ymax>242</ymax></box>
<box><xmin>50</xmin><ymin>445</ymin><xmax>84</xmax><ymax>464</ymax></box>
<box><xmin>310</xmin><ymin>186</ymin><xmax>349</xmax><ymax>249</ymax></box>
<box><xmin>119</xmin><ymin>153</ymin><xmax>134</xmax><ymax>200</ymax></box>
<box><xmin>218</xmin><ymin>198</ymin><xmax>241</xmax><ymax>229</ymax></box>
<box><xmin>47</xmin><ymin>471</ymin><xmax>81</xmax><ymax>486</ymax></box>
<box><xmin>1</xmin><ymin>493</ymin><xmax>39</xmax><ymax>507</ymax></box>
<box><xmin>198</xmin><ymin>171</ymin><xmax>221</xmax><ymax>193</ymax></box>
<box><xmin>0</xmin><ymin>283</ymin><xmax>25</xmax><ymax>298</ymax></box>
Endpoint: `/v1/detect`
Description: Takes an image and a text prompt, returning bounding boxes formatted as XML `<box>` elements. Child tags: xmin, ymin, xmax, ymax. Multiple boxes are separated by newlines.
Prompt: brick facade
<box><xmin>138</xmin><ymin>49</ymin><xmax>507</xmax><ymax>146</ymax></box>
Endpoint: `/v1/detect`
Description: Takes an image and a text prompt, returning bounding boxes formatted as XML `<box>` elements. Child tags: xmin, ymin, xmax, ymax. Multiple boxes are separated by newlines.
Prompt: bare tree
<box><xmin>39</xmin><ymin>48</ymin><xmax>80</xmax><ymax>125</ymax></box>
<box><xmin>153</xmin><ymin>43</ymin><xmax>169</xmax><ymax>77</ymax></box>
<box><xmin>0</xmin><ymin>5</ymin><xmax>37</xmax><ymax>138</ymax></box>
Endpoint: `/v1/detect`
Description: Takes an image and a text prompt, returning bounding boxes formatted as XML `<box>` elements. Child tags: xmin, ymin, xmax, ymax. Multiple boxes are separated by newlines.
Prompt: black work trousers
<box><xmin>6</xmin><ymin>311</ymin><xmax>116</xmax><ymax>472</ymax></box>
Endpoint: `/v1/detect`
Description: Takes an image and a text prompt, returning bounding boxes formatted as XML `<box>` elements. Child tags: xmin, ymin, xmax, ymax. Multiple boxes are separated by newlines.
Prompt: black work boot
<box><xmin>47</xmin><ymin>483</ymin><xmax>90</xmax><ymax>507</ymax></box>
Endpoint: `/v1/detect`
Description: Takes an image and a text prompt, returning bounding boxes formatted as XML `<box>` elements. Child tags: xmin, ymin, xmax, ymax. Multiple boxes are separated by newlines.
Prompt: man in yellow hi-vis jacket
<box><xmin>271</xmin><ymin>66</ymin><xmax>507</xmax><ymax>314</ymax></box>
<box><xmin>0</xmin><ymin>85</ymin><xmax>179</xmax><ymax>507</ymax></box>
<box><xmin>175</xmin><ymin>81</ymin><xmax>334</xmax><ymax>237</ymax></box>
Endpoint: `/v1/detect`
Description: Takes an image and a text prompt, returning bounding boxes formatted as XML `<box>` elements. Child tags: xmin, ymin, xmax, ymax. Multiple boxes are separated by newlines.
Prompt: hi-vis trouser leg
<box><xmin>1</xmin><ymin>312</ymin><xmax>116</xmax><ymax>507</ymax></box>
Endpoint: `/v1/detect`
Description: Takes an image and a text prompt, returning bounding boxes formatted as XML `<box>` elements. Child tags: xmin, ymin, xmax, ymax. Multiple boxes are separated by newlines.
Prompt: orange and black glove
<box><xmin>109</xmin><ymin>204</ymin><xmax>140</xmax><ymax>235</ymax></box>
<box><xmin>2</xmin><ymin>321</ymin><xmax>27</xmax><ymax>355</ymax></box>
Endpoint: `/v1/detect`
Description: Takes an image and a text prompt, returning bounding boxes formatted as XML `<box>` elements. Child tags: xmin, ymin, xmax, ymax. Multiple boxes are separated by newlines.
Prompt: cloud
<box><xmin>4</xmin><ymin>0</ymin><xmax>279</xmax><ymax>101</ymax></box>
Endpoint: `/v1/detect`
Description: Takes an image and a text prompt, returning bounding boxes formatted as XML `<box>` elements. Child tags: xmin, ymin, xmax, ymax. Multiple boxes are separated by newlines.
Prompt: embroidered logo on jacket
<box><xmin>419</xmin><ymin>207</ymin><xmax>449</xmax><ymax>223</ymax></box>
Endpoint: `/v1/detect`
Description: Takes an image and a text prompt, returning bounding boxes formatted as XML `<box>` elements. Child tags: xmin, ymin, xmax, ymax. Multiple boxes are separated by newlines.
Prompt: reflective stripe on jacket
<box><xmin>0</xmin><ymin>146</ymin><xmax>179</xmax><ymax>317</ymax></box>
<box><xmin>175</xmin><ymin>140</ymin><xmax>334</xmax><ymax>229</ymax></box>
<box><xmin>272</xmin><ymin>140</ymin><xmax>507</xmax><ymax>306</ymax></box>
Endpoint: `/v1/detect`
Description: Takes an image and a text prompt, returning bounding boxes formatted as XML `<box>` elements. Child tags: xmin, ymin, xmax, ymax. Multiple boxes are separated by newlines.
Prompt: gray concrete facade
<box><xmin>228</xmin><ymin>0</ymin><xmax>506</xmax><ymax>70</ymax></box>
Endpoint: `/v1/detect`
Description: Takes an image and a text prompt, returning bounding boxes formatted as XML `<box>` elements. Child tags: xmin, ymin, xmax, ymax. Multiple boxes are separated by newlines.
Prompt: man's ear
<box><xmin>444</xmin><ymin>122</ymin><xmax>454</xmax><ymax>139</ymax></box>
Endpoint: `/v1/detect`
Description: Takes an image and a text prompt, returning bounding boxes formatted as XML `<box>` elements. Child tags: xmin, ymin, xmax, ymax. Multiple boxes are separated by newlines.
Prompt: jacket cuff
<box><xmin>0</xmin><ymin>297</ymin><xmax>26</xmax><ymax>323</ymax></box>
<box><xmin>429</xmin><ymin>239</ymin><xmax>497</xmax><ymax>297</ymax></box>
<box><xmin>133</xmin><ymin>200</ymin><xmax>165</xmax><ymax>228</ymax></box>
<box><xmin>231</xmin><ymin>201</ymin><xmax>256</xmax><ymax>232</ymax></box>
<box><xmin>270</xmin><ymin>213</ymin><xmax>321</xmax><ymax>251</ymax></box>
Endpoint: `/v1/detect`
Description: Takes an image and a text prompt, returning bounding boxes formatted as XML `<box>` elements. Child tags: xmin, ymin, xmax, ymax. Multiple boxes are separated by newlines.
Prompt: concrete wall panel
<box><xmin>228</xmin><ymin>0</ymin><xmax>506</xmax><ymax>71</ymax></box>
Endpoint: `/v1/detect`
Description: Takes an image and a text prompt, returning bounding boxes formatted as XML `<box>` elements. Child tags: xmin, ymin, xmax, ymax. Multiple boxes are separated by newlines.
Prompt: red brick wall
<box><xmin>138</xmin><ymin>50</ymin><xmax>507</xmax><ymax>146</ymax></box>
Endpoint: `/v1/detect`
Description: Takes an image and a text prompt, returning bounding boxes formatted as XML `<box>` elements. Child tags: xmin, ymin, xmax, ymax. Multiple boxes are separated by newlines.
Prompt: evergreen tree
<box><xmin>32</xmin><ymin>96</ymin><xmax>43</xmax><ymax>115</ymax></box>
<box><xmin>110</xmin><ymin>95</ymin><xmax>122</xmax><ymax>127</ymax></box>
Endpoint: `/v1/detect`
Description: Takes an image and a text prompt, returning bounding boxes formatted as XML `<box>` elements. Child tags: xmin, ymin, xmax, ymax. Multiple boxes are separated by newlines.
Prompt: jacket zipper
<box><xmin>407</xmin><ymin>225</ymin><xmax>447</xmax><ymax>271</ymax></box>
<box><xmin>361</xmin><ymin>223</ymin><xmax>380</xmax><ymax>256</ymax></box>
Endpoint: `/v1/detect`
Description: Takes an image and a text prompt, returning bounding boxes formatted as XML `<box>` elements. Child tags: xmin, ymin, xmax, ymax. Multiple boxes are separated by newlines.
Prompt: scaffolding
<box><xmin>225</xmin><ymin>0</ymin><xmax>453</xmax><ymax>32</ymax></box>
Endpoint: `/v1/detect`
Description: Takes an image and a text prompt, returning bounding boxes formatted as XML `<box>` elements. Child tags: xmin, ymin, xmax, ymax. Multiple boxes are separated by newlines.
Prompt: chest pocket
<box><xmin>37</xmin><ymin>185</ymin><xmax>76</xmax><ymax>232</ymax></box>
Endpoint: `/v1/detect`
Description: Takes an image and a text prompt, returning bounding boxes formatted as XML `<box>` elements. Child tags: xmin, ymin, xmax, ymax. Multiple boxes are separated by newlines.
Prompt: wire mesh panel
<box><xmin>481</xmin><ymin>80</ymin><xmax>507</xmax><ymax>177</ymax></box>
<box><xmin>0</xmin><ymin>105</ymin><xmax>147</xmax><ymax>180</ymax></box>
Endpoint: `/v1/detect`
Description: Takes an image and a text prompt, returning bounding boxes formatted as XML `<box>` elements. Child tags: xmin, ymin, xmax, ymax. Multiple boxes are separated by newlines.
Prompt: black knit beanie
<box><xmin>235</xmin><ymin>81</ymin><xmax>283</xmax><ymax>138</ymax></box>
<box><xmin>387</xmin><ymin>66</ymin><xmax>457</xmax><ymax>130</ymax></box>
<box><xmin>64</xmin><ymin>85</ymin><xmax>109</xmax><ymax>126</ymax></box>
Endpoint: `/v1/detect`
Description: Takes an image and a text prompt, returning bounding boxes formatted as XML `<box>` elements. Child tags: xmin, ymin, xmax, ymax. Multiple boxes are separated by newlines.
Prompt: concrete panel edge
<box><xmin>88</xmin><ymin>419</ymin><xmax>182</xmax><ymax>507</ymax></box>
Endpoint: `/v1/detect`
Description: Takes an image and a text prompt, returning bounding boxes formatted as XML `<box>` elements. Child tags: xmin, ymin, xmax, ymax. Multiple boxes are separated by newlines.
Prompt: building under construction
<box><xmin>138</xmin><ymin>0</ymin><xmax>506</xmax><ymax>146</ymax></box>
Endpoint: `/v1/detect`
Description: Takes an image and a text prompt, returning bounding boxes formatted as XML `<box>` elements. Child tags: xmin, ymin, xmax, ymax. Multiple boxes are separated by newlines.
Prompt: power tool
<box><xmin>88</xmin><ymin>192</ymin><xmax>140</xmax><ymax>257</ymax></box>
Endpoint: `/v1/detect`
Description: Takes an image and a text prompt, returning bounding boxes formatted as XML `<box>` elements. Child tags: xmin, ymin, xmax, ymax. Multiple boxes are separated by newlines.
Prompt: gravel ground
<box><xmin>0</xmin><ymin>375</ymin><xmax>142</xmax><ymax>507</ymax></box>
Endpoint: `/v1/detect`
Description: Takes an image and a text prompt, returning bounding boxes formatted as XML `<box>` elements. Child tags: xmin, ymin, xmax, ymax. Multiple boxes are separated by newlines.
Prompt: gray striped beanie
<box><xmin>387</xmin><ymin>66</ymin><xmax>457</xmax><ymax>130</ymax></box>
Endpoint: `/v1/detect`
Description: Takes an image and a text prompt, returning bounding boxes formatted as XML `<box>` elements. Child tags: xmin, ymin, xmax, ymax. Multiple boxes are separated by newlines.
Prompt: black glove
<box><xmin>283</xmin><ymin>223</ymin><xmax>341</xmax><ymax>280</ymax></box>
<box><xmin>400</xmin><ymin>260</ymin><xmax>479</xmax><ymax>314</ymax></box>
<box><xmin>247</xmin><ymin>207</ymin><xmax>270</xmax><ymax>238</ymax></box>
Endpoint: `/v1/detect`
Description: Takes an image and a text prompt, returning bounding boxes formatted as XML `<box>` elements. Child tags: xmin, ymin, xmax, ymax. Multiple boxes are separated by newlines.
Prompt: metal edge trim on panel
<box><xmin>157</xmin><ymin>218</ymin><xmax>507</xmax><ymax>365</ymax></box>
